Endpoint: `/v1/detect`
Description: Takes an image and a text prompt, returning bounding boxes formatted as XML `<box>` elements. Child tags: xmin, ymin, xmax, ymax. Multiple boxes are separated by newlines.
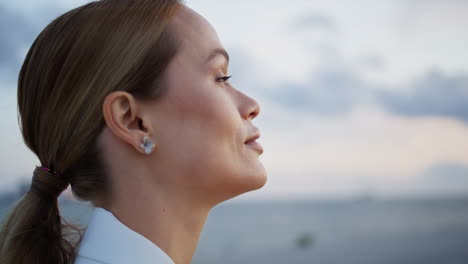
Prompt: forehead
<box><xmin>169</xmin><ymin>6</ymin><xmax>223</xmax><ymax>63</ymax></box>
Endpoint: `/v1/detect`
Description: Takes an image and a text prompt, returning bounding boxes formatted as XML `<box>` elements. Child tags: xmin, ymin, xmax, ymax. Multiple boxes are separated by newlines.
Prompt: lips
<box><xmin>244</xmin><ymin>134</ymin><xmax>260</xmax><ymax>144</ymax></box>
<box><xmin>244</xmin><ymin>132</ymin><xmax>263</xmax><ymax>154</ymax></box>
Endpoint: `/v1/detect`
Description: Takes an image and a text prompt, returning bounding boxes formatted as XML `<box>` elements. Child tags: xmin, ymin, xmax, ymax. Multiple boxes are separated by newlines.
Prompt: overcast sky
<box><xmin>1</xmin><ymin>0</ymin><xmax>468</xmax><ymax>201</ymax></box>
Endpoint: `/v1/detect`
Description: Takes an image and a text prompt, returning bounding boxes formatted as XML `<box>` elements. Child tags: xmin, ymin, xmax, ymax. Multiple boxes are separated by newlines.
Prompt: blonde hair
<box><xmin>0</xmin><ymin>0</ymin><xmax>184</xmax><ymax>263</ymax></box>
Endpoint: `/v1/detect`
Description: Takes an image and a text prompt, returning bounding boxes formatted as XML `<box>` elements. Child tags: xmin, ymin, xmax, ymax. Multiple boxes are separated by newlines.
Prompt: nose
<box><xmin>240</xmin><ymin>92</ymin><xmax>260</xmax><ymax>120</ymax></box>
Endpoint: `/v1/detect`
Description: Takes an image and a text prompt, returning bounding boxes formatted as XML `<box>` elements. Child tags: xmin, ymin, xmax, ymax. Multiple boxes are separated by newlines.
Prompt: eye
<box><xmin>216</xmin><ymin>75</ymin><xmax>232</xmax><ymax>83</ymax></box>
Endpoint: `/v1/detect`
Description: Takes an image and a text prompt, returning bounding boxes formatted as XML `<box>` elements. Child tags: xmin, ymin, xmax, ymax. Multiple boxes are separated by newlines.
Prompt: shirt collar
<box><xmin>76</xmin><ymin>206</ymin><xmax>175</xmax><ymax>264</ymax></box>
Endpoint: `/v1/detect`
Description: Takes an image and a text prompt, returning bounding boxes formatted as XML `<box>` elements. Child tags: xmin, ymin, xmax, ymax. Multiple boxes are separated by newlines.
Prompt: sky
<box><xmin>1</xmin><ymin>0</ymin><xmax>467</xmax><ymax>201</ymax></box>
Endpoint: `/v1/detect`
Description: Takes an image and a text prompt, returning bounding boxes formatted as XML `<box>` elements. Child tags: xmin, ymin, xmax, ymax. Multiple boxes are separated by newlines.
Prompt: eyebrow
<box><xmin>205</xmin><ymin>48</ymin><xmax>230</xmax><ymax>64</ymax></box>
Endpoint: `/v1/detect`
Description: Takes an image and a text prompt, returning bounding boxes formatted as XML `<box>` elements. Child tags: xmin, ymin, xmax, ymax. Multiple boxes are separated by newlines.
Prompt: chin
<box><xmin>245</xmin><ymin>163</ymin><xmax>268</xmax><ymax>190</ymax></box>
<box><xmin>228</xmin><ymin>167</ymin><xmax>268</xmax><ymax>199</ymax></box>
<box><xmin>205</xmin><ymin>162</ymin><xmax>267</xmax><ymax>206</ymax></box>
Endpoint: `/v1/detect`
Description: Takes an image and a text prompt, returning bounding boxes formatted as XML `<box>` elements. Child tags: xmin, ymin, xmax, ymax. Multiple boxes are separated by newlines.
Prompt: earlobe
<box><xmin>140</xmin><ymin>135</ymin><xmax>156</xmax><ymax>155</ymax></box>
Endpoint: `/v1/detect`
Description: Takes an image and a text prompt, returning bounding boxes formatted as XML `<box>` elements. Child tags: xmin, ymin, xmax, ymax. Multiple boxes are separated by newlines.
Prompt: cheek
<box><xmin>161</xmin><ymin>81</ymin><xmax>241</xmax><ymax>170</ymax></box>
<box><xmin>178</xmin><ymin>80</ymin><xmax>238</xmax><ymax>141</ymax></box>
<box><xmin>170</xmin><ymin>102</ymin><xmax>243</xmax><ymax>192</ymax></box>
<box><xmin>185</xmin><ymin>92</ymin><xmax>240</xmax><ymax>159</ymax></box>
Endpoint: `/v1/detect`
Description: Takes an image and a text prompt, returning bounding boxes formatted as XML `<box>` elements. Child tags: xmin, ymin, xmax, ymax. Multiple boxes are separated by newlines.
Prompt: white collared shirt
<box><xmin>73</xmin><ymin>207</ymin><xmax>175</xmax><ymax>264</ymax></box>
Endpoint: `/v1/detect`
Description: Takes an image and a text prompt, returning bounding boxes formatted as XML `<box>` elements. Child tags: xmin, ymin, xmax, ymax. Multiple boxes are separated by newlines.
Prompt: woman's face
<box><xmin>145</xmin><ymin>6</ymin><xmax>267</xmax><ymax>203</ymax></box>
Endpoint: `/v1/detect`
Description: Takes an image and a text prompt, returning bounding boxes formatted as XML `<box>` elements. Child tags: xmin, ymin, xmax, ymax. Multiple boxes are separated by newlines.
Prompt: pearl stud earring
<box><xmin>140</xmin><ymin>135</ymin><xmax>155</xmax><ymax>155</ymax></box>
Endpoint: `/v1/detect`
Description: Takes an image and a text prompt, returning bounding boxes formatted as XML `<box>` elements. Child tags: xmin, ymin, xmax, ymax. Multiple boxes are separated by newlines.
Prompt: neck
<box><xmin>100</xmin><ymin>174</ymin><xmax>213</xmax><ymax>264</ymax></box>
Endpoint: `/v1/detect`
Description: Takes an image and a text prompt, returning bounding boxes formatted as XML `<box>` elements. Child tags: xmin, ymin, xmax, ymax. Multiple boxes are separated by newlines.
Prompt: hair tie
<box><xmin>38</xmin><ymin>166</ymin><xmax>60</xmax><ymax>176</ymax></box>
<box><xmin>29</xmin><ymin>166</ymin><xmax>68</xmax><ymax>199</ymax></box>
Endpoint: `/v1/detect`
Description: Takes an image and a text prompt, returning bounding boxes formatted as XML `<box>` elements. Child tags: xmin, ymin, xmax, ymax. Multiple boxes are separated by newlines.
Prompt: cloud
<box><xmin>252</xmin><ymin>63</ymin><xmax>468</xmax><ymax>124</ymax></box>
<box><xmin>290</xmin><ymin>13</ymin><xmax>335</xmax><ymax>30</ymax></box>
<box><xmin>0</xmin><ymin>2</ymin><xmax>77</xmax><ymax>88</ymax></box>
<box><xmin>385</xmin><ymin>162</ymin><xmax>468</xmax><ymax>196</ymax></box>
<box><xmin>376</xmin><ymin>70</ymin><xmax>468</xmax><ymax>122</ymax></box>
<box><xmin>258</xmin><ymin>100</ymin><xmax>468</xmax><ymax>179</ymax></box>
<box><xmin>260</xmin><ymin>67</ymin><xmax>373</xmax><ymax>116</ymax></box>
<box><xmin>0</xmin><ymin>5</ymin><xmax>38</xmax><ymax>86</ymax></box>
<box><xmin>0</xmin><ymin>7</ymin><xmax>27</xmax><ymax>63</ymax></box>
<box><xmin>251</xmin><ymin>101</ymin><xmax>468</xmax><ymax>199</ymax></box>
<box><xmin>418</xmin><ymin>163</ymin><xmax>468</xmax><ymax>185</ymax></box>
<box><xmin>2</xmin><ymin>0</ymin><xmax>468</xmax><ymax>199</ymax></box>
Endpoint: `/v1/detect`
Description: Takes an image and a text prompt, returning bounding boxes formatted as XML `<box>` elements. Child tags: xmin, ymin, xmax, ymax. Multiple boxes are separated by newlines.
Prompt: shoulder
<box><xmin>72</xmin><ymin>207</ymin><xmax>174</xmax><ymax>264</ymax></box>
<box><xmin>74</xmin><ymin>255</ymin><xmax>109</xmax><ymax>264</ymax></box>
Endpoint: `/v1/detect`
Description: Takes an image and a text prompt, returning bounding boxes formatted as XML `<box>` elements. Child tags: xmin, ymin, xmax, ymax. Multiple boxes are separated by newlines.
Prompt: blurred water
<box><xmin>1</xmin><ymin>196</ymin><xmax>467</xmax><ymax>264</ymax></box>
<box><xmin>193</xmin><ymin>198</ymin><xmax>468</xmax><ymax>264</ymax></box>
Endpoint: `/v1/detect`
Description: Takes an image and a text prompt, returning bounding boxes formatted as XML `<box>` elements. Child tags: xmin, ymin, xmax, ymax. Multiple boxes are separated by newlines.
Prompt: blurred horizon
<box><xmin>1</xmin><ymin>191</ymin><xmax>467</xmax><ymax>264</ymax></box>
<box><xmin>1</xmin><ymin>0</ymin><xmax>468</xmax><ymax>201</ymax></box>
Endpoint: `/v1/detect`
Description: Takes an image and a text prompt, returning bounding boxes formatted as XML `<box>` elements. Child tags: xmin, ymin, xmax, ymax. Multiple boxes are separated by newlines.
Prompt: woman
<box><xmin>0</xmin><ymin>0</ymin><xmax>267</xmax><ymax>263</ymax></box>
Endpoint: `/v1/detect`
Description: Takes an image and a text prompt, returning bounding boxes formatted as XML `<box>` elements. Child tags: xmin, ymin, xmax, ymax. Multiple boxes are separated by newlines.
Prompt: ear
<box><xmin>102</xmin><ymin>91</ymin><xmax>156</xmax><ymax>155</ymax></box>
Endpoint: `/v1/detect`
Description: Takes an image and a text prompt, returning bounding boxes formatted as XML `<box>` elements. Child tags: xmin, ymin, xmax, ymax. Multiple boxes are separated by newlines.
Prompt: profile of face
<box><xmin>104</xmin><ymin>6</ymin><xmax>267</xmax><ymax>206</ymax></box>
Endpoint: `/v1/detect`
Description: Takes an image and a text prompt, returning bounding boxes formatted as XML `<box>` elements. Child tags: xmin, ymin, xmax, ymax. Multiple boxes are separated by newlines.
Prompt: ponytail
<box><xmin>0</xmin><ymin>166</ymin><xmax>83</xmax><ymax>263</ymax></box>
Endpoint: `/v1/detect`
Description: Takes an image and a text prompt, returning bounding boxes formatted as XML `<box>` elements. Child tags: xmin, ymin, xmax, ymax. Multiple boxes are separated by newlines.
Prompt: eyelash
<box><xmin>216</xmin><ymin>75</ymin><xmax>232</xmax><ymax>83</ymax></box>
